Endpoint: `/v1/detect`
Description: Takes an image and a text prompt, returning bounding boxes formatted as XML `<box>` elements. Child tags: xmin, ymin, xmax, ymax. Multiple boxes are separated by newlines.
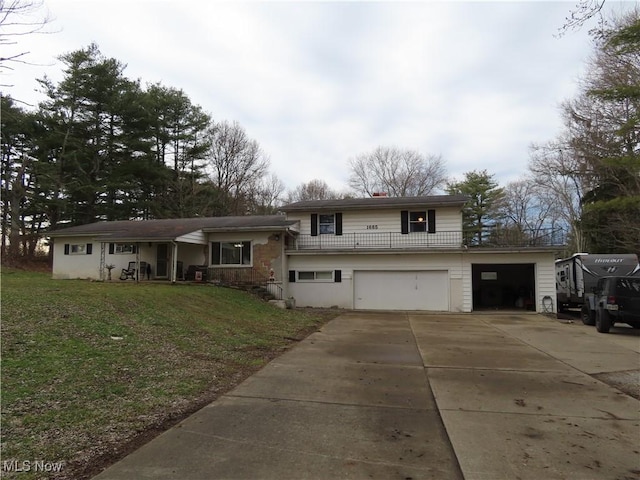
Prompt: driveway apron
<box><xmin>94</xmin><ymin>312</ymin><xmax>463</xmax><ymax>480</ymax></box>
<box><xmin>94</xmin><ymin>312</ymin><xmax>640</xmax><ymax>480</ymax></box>
<box><xmin>413</xmin><ymin>313</ymin><xmax>640</xmax><ymax>480</ymax></box>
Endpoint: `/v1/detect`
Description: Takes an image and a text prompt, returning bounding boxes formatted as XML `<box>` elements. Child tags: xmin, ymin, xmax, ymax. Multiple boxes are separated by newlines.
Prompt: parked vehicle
<box><xmin>555</xmin><ymin>253</ymin><xmax>640</xmax><ymax>322</ymax></box>
<box><xmin>591</xmin><ymin>276</ymin><xmax>640</xmax><ymax>333</ymax></box>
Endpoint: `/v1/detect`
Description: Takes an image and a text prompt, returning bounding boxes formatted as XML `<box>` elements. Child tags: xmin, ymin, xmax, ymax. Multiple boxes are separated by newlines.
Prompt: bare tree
<box><xmin>205</xmin><ymin>120</ymin><xmax>270</xmax><ymax>215</ymax></box>
<box><xmin>348</xmin><ymin>146</ymin><xmax>447</xmax><ymax>197</ymax></box>
<box><xmin>500</xmin><ymin>177</ymin><xmax>562</xmax><ymax>236</ymax></box>
<box><xmin>286</xmin><ymin>179</ymin><xmax>341</xmax><ymax>203</ymax></box>
<box><xmin>528</xmin><ymin>141</ymin><xmax>590</xmax><ymax>253</ymax></box>
<box><xmin>0</xmin><ymin>0</ymin><xmax>52</xmax><ymax>75</ymax></box>
<box><xmin>558</xmin><ymin>0</ymin><xmax>606</xmax><ymax>35</ymax></box>
<box><xmin>247</xmin><ymin>173</ymin><xmax>286</xmax><ymax>214</ymax></box>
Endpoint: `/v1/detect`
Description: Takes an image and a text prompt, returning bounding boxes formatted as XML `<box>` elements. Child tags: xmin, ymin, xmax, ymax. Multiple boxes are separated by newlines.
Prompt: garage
<box><xmin>354</xmin><ymin>270</ymin><xmax>449</xmax><ymax>311</ymax></box>
<box><xmin>472</xmin><ymin>263</ymin><xmax>536</xmax><ymax>310</ymax></box>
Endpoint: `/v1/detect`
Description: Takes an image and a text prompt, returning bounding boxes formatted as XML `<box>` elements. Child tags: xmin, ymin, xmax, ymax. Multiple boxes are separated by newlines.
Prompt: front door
<box><xmin>156</xmin><ymin>243</ymin><xmax>169</xmax><ymax>278</ymax></box>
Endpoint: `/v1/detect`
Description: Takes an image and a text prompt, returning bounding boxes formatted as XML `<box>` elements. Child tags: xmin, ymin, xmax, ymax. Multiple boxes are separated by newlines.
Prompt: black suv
<box><xmin>593</xmin><ymin>276</ymin><xmax>640</xmax><ymax>333</ymax></box>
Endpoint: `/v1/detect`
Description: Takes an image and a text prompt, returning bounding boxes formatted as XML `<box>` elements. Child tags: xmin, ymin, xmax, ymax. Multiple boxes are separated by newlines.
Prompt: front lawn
<box><xmin>1</xmin><ymin>270</ymin><xmax>338</xmax><ymax>479</ymax></box>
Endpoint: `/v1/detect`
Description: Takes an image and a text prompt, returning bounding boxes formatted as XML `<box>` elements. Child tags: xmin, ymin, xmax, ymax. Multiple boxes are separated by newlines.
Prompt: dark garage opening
<box><xmin>472</xmin><ymin>264</ymin><xmax>536</xmax><ymax>311</ymax></box>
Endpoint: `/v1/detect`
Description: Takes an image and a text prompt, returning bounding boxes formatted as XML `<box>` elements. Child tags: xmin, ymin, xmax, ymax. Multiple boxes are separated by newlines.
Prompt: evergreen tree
<box><xmin>446</xmin><ymin>170</ymin><xmax>504</xmax><ymax>246</ymax></box>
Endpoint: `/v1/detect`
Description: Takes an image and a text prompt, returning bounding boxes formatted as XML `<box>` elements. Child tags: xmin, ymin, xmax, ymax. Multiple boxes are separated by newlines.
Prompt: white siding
<box><xmin>52</xmin><ymin>237</ymin><xmax>100</xmax><ymax>279</ymax></box>
<box><xmin>287</xmin><ymin>206</ymin><xmax>462</xmax><ymax>235</ymax></box>
<box><xmin>176</xmin><ymin>230</ymin><xmax>207</xmax><ymax>244</ymax></box>
<box><xmin>287</xmin><ymin>252</ymin><xmax>465</xmax><ymax>310</ymax></box>
<box><xmin>207</xmin><ymin>232</ymin><xmax>271</xmax><ymax>246</ymax></box>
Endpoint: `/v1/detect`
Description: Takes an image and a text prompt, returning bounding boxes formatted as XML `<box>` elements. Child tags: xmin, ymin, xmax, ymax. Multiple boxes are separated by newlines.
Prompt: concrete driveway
<box><xmin>94</xmin><ymin>312</ymin><xmax>640</xmax><ymax>480</ymax></box>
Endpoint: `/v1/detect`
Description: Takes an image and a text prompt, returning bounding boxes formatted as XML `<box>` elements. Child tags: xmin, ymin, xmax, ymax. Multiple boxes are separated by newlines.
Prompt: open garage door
<box><xmin>354</xmin><ymin>271</ymin><xmax>449</xmax><ymax>311</ymax></box>
<box><xmin>472</xmin><ymin>264</ymin><xmax>535</xmax><ymax>311</ymax></box>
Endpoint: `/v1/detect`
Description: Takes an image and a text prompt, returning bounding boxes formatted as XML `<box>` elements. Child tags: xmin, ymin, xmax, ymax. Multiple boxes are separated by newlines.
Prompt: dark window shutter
<box><xmin>427</xmin><ymin>209</ymin><xmax>436</xmax><ymax>233</ymax></box>
<box><xmin>242</xmin><ymin>241</ymin><xmax>251</xmax><ymax>264</ymax></box>
<box><xmin>335</xmin><ymin>270</ymin><xmax>342</xmax><ymax>283</ymax></box>
<box><xmin>212</xmin><ymin>242</ymin><xmax>221</xmax><ymax>265</ymax></box>
<box><xmin>311</xmin><ymin>214</ymin><xmax>318</xmax><ymax>236</ymax></box>
<box><xmin>289</xmin><ymin>270</ymin><xmax>296</xmax><ymax>282</ymax></box>
<box><xmin>335</xmin><ymin>213</ymin><xmax>343</xmax><ymax>236</ymax></box>
<box><xmin>132</xmin><ymin>245</ymin><xmax>137</xmax><ymax>254</ymax></box>
<box><xmin>86</xmin><ymin>243</ymin><xmax>92</xmax><ymax>254</ymax></box>
<box><xmin>64</xmin><ymin>244</ymin><xmax>70</xmax><ymax>255</ymax></box>
<box><xmin>109</xmin><ymin>243</ymin><xmax>114</xmax><ymax>254</ymax></box>
<box><xmin>401</xmin><ymin>210</ymin><xmax>409</xmax><ymax>234</ymax></box>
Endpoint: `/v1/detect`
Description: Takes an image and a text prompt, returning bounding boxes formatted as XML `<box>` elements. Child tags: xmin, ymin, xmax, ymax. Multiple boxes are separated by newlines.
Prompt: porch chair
<box><xmin>120</xmin><ymin>261</ymin><xmax>148</xmax><ymax>280</ymax></box>
<box><xmin>119</xmin><ymin>262</ymin><xmax>137</xmax><ymax>280</ymax></box>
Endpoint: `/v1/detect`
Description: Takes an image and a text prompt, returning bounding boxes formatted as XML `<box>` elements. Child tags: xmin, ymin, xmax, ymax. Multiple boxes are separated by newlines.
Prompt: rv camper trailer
<box><xmin>556</xmin><ymin>253</ymin><xmax>640</xmax><ymax>313</ymax></box>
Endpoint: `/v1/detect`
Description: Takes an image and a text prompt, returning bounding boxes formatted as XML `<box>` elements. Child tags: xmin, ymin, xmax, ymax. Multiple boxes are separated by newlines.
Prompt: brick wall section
<box><xmin>253</xmin><ymin>234</ymin><xmax>283</xmax><ymax>280</ymax></box>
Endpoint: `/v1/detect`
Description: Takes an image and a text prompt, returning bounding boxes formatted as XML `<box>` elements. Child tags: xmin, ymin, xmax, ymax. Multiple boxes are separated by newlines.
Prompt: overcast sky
<box><xmin>4</xmin><ymin>0</ymin><xmax>635</xmax><ymax>193</ymax></box>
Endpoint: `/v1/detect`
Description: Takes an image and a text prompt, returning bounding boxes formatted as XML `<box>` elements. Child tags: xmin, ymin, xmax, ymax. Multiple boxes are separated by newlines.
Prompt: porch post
<box><xmin>171</xmin><ymin>242</ymin><xmax>178</xmax><ymax>284</ymax></box>
<box><xmin>135</xmin><ymin>242</ymin><xmax>140</xmax><ymax>283</ymax></box>
<box><xmin>99</xmin><ymin>242</ymin><xmax>106</xmax><ymax>281</ymax></box>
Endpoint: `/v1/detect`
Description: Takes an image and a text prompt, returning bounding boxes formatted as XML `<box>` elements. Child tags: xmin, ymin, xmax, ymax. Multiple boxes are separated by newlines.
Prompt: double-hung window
<box><xmin>409</xmin><ymin>211</ymin><xmax>427</xmax><ymax>232</ymax></box>
<box><xmin>310</xmin><ymin>213</ymin><xmax>343</xmax><ymax>236</ymax></box>
<box><xmin>212</xmin><ymin>241</ymin><xmax>251</xmax><ymax>266</ymax></box>
<box><xmin>319</xmin><ymin>214</ymin><xmax>335</xmax><ymax>234</ymax></box>
<box><xmin>401</xmin><ymin>209</ymin><xmax>436</xmax><ymax>234</ymax></box>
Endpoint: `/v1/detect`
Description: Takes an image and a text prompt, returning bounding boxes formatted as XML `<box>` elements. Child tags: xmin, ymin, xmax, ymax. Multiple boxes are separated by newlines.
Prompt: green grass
<box><xmin>1</xmin><ymin>270</ymin><xmax>337</xmax><ymax>479</ymax></box>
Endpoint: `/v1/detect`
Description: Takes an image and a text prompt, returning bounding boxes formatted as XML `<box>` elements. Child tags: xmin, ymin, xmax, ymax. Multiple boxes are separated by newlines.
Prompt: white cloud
<box><xmin>3</xmin><ymin>0</ymin><xmax>631</xmax><ymax>194</ymax></box>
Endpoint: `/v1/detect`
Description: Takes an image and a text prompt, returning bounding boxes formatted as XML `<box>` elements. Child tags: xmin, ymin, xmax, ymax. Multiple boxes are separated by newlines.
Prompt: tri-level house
<box><xmin>47</xmin><ymin>194</ymin><xmax>564</xmax><ymax>313</ymax></box>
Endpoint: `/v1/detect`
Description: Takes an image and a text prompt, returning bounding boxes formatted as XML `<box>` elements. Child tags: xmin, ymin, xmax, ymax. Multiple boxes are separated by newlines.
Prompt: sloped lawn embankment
<box><xmin>1</xmin><ymin>270</ymin><xmax>337</xmax><ymax>479</ymax></box>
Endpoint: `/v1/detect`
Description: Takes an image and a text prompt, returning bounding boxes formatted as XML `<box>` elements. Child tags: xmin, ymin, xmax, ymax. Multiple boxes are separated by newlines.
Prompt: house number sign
<box><xmin>366</xmin><ymin>225</ymin><xmax>379</xmax><ymax>230</ymax></box>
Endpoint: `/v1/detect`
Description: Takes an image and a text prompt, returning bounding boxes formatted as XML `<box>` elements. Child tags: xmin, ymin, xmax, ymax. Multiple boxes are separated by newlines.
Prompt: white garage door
<box><xmin>354</xmin><ymin>271</ymin><xmax>449</xmax><ymax>311</ymax></box>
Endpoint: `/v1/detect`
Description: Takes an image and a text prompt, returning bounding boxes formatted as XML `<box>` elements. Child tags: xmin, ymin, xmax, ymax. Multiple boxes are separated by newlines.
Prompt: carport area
<box><xmin>94</xmin><ymin>313</ymin><xmax>640</xmax><ymax>480</ymax></box>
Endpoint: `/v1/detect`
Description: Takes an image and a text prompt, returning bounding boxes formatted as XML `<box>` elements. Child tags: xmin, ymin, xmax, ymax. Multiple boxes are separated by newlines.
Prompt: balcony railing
<box><xmin>287</xmin><ymin>229</ymin><xmax>566</xmax><ymax>251</ymax></box>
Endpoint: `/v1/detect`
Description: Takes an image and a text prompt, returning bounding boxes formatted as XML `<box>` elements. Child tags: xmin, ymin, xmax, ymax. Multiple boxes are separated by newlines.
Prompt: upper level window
<box><xmin>409</xmin><ymin>211</ymin><xmax>427</xmax><ymax>232</ymax></box>
<box><xmin>212</xmin><ymin>241</ymin><xmax>251</xmax><ymax>266</ymax></box>
<box><xmin>311</xmin><ymin>213</ymin><xmax>342</xmax><ymax>236</ymax></box>
<box><xmin>319</xmin><ymin>214</ymin><xmax>335</xmax><ymax>234</ymax></box>
<box><xmin>401</xmin><ymin>209</ymin><xmax>435</xmax><ymax>234</ymax></box>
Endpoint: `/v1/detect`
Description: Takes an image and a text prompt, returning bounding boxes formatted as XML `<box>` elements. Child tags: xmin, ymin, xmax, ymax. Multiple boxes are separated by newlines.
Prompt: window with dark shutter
<box><xmin>289</xmin><ymin>270</ymin><xmax>296</xmax><ymax>282</ymax></box>
<box><xmin>335</xmin><ymin>213</ymin><xmax>343</xmax><ymax>236</ymax></box>
<box><xmin>86</xmin><ymin>243</ymin><xmax>93</xmax><ymax>254</ymax></box>
<box><xmin>109</xmin><ymin>243</ymin><xmax>114</xmax><ymax>254</ymax></box>
<box><xmin>334</xmin><ymin>270</ymin><xmax>342</xmax><ymax>283</ymax></box>
<box><xmin>64</xmin><ymin>244</ymin><xmax>70</xmax><ymax>255</ymax></box>
<box><xmin>212</xmin><ymin>242</ymin><xmax>221</xmax><ymax>265</ymax></box>
<box><xmin>401</xmin><ymin>211</ymin><xmax>409</xmax><ymax>234</ymax></box>
<box><xmin>311</xmin><ymin>214</ymin><xmax>318</xmax><ymax>236</ymax></box>
<box><xmin>427</xmin><ymin>209</ymin><xmax>436</xmax><ymax>233</ymax></box>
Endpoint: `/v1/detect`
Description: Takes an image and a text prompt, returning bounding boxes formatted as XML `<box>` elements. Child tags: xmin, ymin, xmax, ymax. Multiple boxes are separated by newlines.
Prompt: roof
<box><xmin>280</xmin><ymin>194</ymin><xmax>469</xmax><ymax>212</ymax></box>
<box><xmin>47</xmin><ymin>215</ymin><xmax>298</xmax><ymax>241</ymax></box>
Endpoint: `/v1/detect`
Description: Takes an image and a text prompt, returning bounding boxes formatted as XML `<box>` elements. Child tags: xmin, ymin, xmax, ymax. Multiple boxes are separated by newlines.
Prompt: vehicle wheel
<box><xmin>596</xmin><ymin>309</ymin><xmax>611</xmax><ymax>333</ymax></box>
<box><xmin>581</xmin><ymin>305</ymin><xmax>595</xmax><ymax>326</ymax></box>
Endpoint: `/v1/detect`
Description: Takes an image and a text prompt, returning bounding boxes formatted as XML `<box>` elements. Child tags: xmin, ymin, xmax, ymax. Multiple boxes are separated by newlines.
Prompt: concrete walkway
<box><xmin>94</xmin><ymin>312</ymin><xmax>640</xmax><ymax>480</ymax></box>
